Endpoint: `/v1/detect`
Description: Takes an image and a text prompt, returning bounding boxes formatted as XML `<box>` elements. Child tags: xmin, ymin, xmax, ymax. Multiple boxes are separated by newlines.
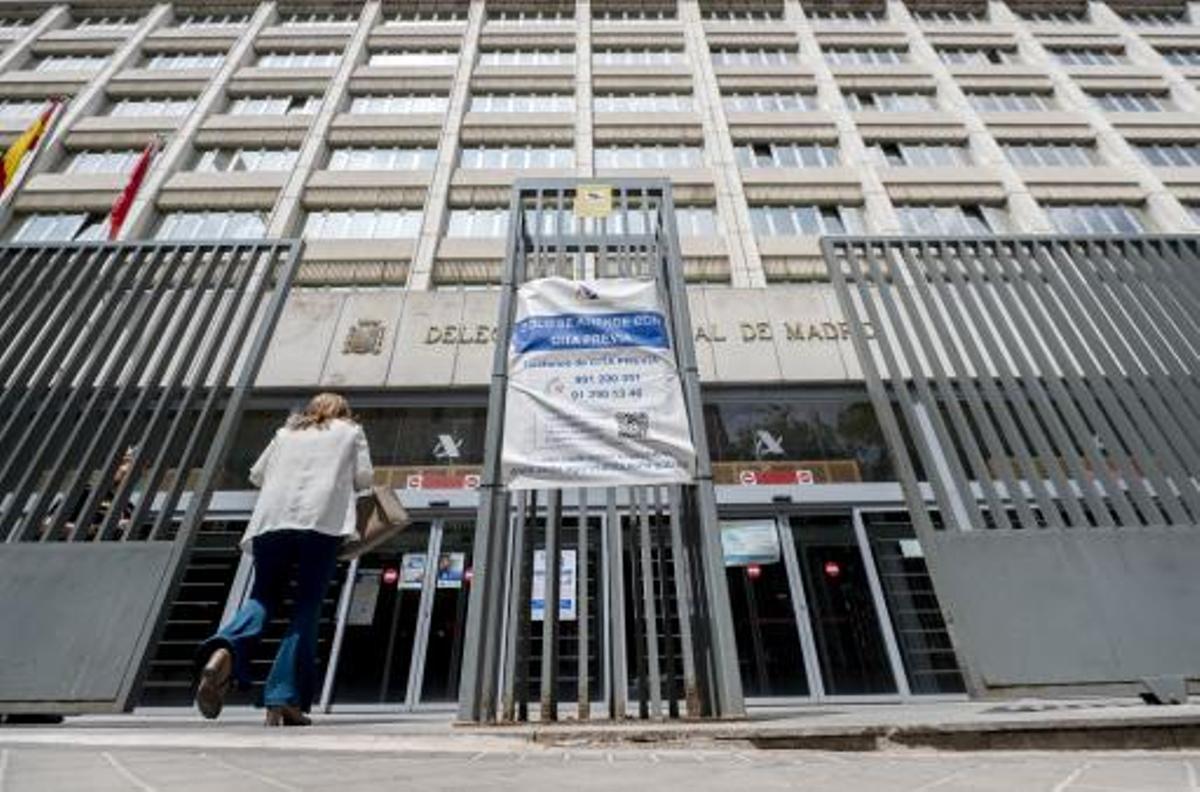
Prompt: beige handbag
<box><xmin>339</xmin><ymin>485</ymin><xmax>409</xmax><ymax>561</ymax></box>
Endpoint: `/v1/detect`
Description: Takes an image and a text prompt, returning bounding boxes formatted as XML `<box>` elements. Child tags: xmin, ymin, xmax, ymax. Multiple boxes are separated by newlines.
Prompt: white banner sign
<box><xmin>501</xmin><ymin>277</ymin><xmax>696</xmax><ymax>489</ymax></box>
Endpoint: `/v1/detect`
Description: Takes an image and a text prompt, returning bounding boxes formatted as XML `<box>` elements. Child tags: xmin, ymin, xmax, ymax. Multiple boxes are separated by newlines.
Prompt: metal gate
<box><xmin>824</xmin><ymin>235</ymin><xmax>1200</xmax><ymax>697</ymax></box>
<box><xmin>457</xmin><ymin>179</ymin><xmax>745</xmax><ymax>722</ymax></box>
<box><xmin>0</xmin><ymin>240</ymin><xmax>299</xmax><ymax>714</ymax></box>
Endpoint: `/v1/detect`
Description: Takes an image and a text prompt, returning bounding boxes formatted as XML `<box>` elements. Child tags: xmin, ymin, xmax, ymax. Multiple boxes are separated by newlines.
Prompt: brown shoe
<box><xmin>265</xmin><ymin>705</ymin><xmax>311</xmax><ymax>727</ymax></box>
<box><xmin>195</xmin><ymin>648</ymin><xmax>232</xmax><ymax>720</ymax></box>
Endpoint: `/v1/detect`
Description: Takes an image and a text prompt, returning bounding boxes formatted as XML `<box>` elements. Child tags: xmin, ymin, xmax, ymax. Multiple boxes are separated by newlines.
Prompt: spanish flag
<box><xmin>0</xmin><ymin>99</ymin><xmax>60</xmax><ymax>192</ymax></box>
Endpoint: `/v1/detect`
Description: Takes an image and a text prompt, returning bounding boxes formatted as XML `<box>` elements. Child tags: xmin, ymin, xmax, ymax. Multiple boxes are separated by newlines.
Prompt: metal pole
<box><xmin>540</xmin><ymin>489</ymin><xmax>562</xmax><ymax>721</ymax></box>
<box><xmin>577</xmin><ymin>488</ymin><xmax>590</xmax><ymax>719</ymax></box>
<box><xmin>606</xmin><ymin>488</ymin><xmax>627</xmax><ymax>719</ymax></box>
<box><xmin>319</xmin><ymin>558</ymin><xmax>359</xmax><ymax>713</ymax></box>
<box><xmin>636</xmin><ymin>487</ymin><xmax>663</xmax><ymax>718</ymax></box>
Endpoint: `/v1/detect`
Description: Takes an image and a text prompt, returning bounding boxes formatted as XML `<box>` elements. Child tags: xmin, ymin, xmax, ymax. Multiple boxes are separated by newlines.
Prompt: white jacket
<box><xmin>241</xmin><ymin>418</ymin><xmax>374</xmax><ymax>551</ymax></box>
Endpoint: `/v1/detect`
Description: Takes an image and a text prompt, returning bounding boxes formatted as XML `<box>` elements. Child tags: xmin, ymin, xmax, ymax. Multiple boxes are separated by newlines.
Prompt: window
<box><xmin>488</xmin><ymin>10</ymin><xmax>570</xmax><ymax>24</ymax></box>
<box><xmin>1135</xmin><ymin>142</ymin><xmax>1200</xmax><ymax>167</ymax></box>
<box><xmin>194</xmin><ymin>148</ymin><xmax>299</xmax><ymax>172</ymax></box>
<box><xmin>146</xmin><ymin>52</ymin><xmax>225</xmax><ymax>70</ymax></box>
<box><xmin>446</xmin><ymin>208</ymin><xmax>509</xmax><ymax>237</ymax></box>
<box><xmin>1045</xmin><ymin>204</ymin><xmax>1147</xmax><ymax>234</ymax></box>
<box><xmin>710</xmin><ymin>48</ymin><xmax>796</xmax><ymax>67</ymax></box>
<box><xmin>1017</xmin><ymin>10</ymin><xmax>1088</xmax><ymax>24</ymax></box>
<box><xmin>327</xmin><ymin>147</ymin><xmax>437</xmax><ymax>170</ymax></box>
<box><xmin>1091</xmin><ymin>91</ymin><xmax>1172</xmax><ymax>112</ymax></box>
<box><xmin>870</xmin><ymin>142</ymin><xmax>972</xmax><ymax>167</ymax></box>
<box><xmin>470</xmin><ymin>93</ymin><xmax>573</xmax><ymax>113</ymax></box>
<box><xmin>823</xmin><ymin>48</ymin><xmax>906</xmax><ymax>66</ymax></box>
<box><xmin>459</xmin><ymin>145</ymin><xmax>573</xmax><ymax>169</ymax></box>
<box><xmin>966</xmin><ymin>92</ymin><xmax>1055</xmax><ymax>112</ymax></box>
<box><xmin>1052</xmin><ymin>48</ymin><xmax>1125</xmax><ymax>66</ymax></box>
<box><xmin>593</xmin><ymin>49</ymin><xmax>683</xmax><ymax>66</ymax></box>
<box><xmin>807</xmin><ymin>10</ymin><xmax>883</xmax><ymax>26</ymax></box>
<box><xmin>1003</xmin><ymin>142</ymin><xmax>1099</xmax><ymax>167</ymax></box>
<box><xmin>594</xmin><ymin>93</ymin><xmax>692</xmax><ymax>113</ymax></box>
<box><xmin>749</xmin><ymin>205</ymin><xmax>863</xmax><ymax>236</ymax></box>
<box><xmin>257</xmin><ymin>51</ymin><xmax>341</xmax><ymax>68</ymax></box>
<box><xmin>1124</xmin><ymin>11</ymin><xmax>1187</xmax><ymax>27</ymax></box>
<box><xmin>914</xmin><ymin>10</ymin><xmax>985</xmax><ymax>23</ymax></box>
<box><xmin>480</xmin><ymin>50</ymin><xmax>572</xmax><ymax>67</ymax></box>
<box><xmin>348</xmin><ymin>94</ymin><xmax>448</xmax><ymax>114</ymax></box>
<box><xmin>75</xmin><ymin>15</ymin><xmax>136</xmax><ymax>30</ymax></box>
<box><xmin>675</xmin><ymin>206</ymin><xmax>720</xmax><ymax>236</ymax></box>
<box><xmin>594</xmin><ymin>144</ymin><xmax>703</xmax><ymax>168</ymax></box>
<box><xmin>703</xmin><ymin>9</ymin><xmax>782</xmax><ymax>21</ymax></box>
<box><xmin>385</xmin><ymin>10</ymin><xmax>467</xmax><ymax>25</ymax></box>
<box><xmin>177</xmin><ymin>14</ymin><xmax>249</xmax><ymax>28</ymax></box>
<box><xmin>594</xmin><ymin>9</ymin><xmax>675</xmax><ymax>21</ymax></box>
<box><xmin>734</xmin><ymin>142</ymin><xmax>839</xmax><ymax>168</ymax></box>
<box><xmin>9</xmin><ymin>212</ymin><xmax>108</xmax><ymax>242</ymax></box>
<box><xmin>845</xmin><ymin>92</ymin><xmax>937</xmax><ymax>112</ymax></box>
<box><xmin>34</xmin><ymin>54</ymin><xmax>107</xmax><ymax>72</ymax></box>
<box><xmin>937</xmin><ymin>47</ymin><xmax>1015</xmax><ymax>66</ymax></box>
<box><xmin>156</xmin><ymin>211</ymin><xmax>266</xmax><ymax>240</ymax></box>
<box><xmin>370</xmin><ymin>50</ymin><xmax>458</xmax><ymax>67</ymax></box>
<box><xmin>63</xmin><ymin>149</ymin><xmax>142</xmax><ymax>174</ymax></box>
<box><xmin>280</xmin><ymin>12</ymin><xmax>356</xmax><ymax>26</ymax></box>
<box><xmin>0</xmin><ymin>19</ymin><xmax>31</xmax><ymax>35</ymax></box>
<box><xmin>109</xmin><ymin>97</ymin><xmax>194</xmax><ymax>117</ymax></box>
<box><xmin>227</xmin><ymin>95</ymin><xmax>321</xmax><ymax>115</ymax></box>
<box><xmin>723</xmin><ymin>92</ymin><xmax>817</xmax><ymax>112</ymax></box>
<box><xmin>1160</xmin><ymin>48</ymin><xmax>1200</xmax><ymax>66</ymax></box>
<box><xmin>896</xmin><ymin>205</ymin><xmax>1005</xmax><ymax>235</ymax></box>
<box><xmin>1188</xmin><ymin>204</ymin><xmax>1200</xmax><ymax>224</ymax></box>
<box><xmin>303</xmin><ymin>209</ymin><xmax>421</xmax><ymax>239</ymax></box>
<box><xmin>0</xmin><ymin>98</ymin><xmax>48</xmax><ymax>121</ymax></box>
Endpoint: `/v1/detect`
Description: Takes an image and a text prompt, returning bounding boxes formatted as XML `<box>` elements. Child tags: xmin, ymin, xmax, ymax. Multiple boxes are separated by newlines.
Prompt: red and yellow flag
<box><xmin>0</xmin><ymin>99</ymin><xmax>60</xmax><ymax>191</ymax></box>
<box><xmin>108</xmin><ymin>137</ymin><xmax>159</xmax><ymax>240</ymax></box>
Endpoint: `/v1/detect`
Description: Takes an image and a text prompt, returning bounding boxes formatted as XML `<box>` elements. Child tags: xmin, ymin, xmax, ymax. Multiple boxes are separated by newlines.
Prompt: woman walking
<box><xmin>194</xmin><ymin>392</ymin><xmax>373</xmax><ymax>726</ymax></box>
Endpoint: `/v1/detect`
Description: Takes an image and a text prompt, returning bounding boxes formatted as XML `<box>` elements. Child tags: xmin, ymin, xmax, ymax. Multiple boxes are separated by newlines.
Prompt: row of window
<box><xmin>31</xmin><ymin>42</ymin><xmax>1200</xmax><ymax>75</ymax></box>
<box><xmin>13</xmin><ymin>4</ymin><xmax>1195</xmax><ymax>33</ymax></box>
<box><xmin>4</xmin><ymin>87</ymin><xmax>1175</xmax><ymax>122</ymax></box>
<box><xmin>61</xmin><ymin>139</ymin><xmax>1200</xmax><ymax>177</ymax></box>
<box><xmin>5</xmin><ymin>202</ymin><xmax>1159</xmax><ymax>245</ymax></box>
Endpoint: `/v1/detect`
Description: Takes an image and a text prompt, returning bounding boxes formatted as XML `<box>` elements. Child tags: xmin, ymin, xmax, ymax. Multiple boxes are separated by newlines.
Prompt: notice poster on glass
<box><xmin>436</xmin><ymin>552</ymin><xmax>466</xmax><ymax>589</ymax></box>
<box><xmin>500</xmin><ymin>277</ymin><xmax>696</xmax><ymax>490</ymax></box>
<box><xmin>720</xmin><ymin>520</ymin><xmax>781</xmax><ymax>566</ymax></box>
<box><xmin>531</xmin><ymin>548</ymin><xmax>577</xmax><ymax>621</ymax></box>
<box><xmin>347</xmin><ymin>569</ymin><xmax>381</xmax><ymax>626</ymax></box>
<box><xmin>399</xmin><ymin>553</ymin><xmax>426</xmax><ymax>590</ymax></box>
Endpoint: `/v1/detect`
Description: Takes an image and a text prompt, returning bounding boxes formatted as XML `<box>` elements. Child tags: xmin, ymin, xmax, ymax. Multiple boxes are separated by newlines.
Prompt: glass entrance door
<box><xmin>326</xmin><ymin>518</ymin><xmax>474</xmax><ymax>709</ymax></box>
<box><xmin>722</xmin><ymin>510</ymin><xmax>907</xmax><ymax>700</ymax></box>
<box><xmin>789</xmin><ymin>514</ymin><xmax>897</xmax><ymax>696</ymax></box>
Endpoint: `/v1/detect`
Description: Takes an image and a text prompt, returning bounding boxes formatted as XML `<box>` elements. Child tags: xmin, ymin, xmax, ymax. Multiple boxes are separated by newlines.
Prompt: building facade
<box><xmin>2</xmin><ymin>0</ymin><xmax>1200</xmax><ymax>715</ymax></box>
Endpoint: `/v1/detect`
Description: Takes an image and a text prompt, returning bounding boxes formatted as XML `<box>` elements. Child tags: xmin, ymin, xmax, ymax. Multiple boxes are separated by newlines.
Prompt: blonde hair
<box><xmin>288</xmin><ymin>392</ymin><xmax>354</xmax><ymax>431</ymax></box>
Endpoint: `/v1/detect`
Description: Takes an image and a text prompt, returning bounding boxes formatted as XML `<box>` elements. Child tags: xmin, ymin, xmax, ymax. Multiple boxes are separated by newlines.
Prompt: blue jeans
<box><xmin>199</xmin><ymin>529</ymin><xmax>340</xmax><ymax>711</ymax></box>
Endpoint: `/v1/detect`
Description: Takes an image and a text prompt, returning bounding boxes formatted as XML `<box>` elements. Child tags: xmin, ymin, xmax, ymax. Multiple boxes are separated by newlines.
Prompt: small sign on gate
<box><xmin>574</xmin><ymin>185</ymin><xmax>613</xmax><ymax>219</ymax></box>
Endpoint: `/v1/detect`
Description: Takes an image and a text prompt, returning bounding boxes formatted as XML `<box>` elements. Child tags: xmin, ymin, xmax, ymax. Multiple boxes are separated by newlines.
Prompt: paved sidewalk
<box><xmin>3</xmin><ymin>706</ymin><xmax>1200</xmax><ymax>792</ymax></box>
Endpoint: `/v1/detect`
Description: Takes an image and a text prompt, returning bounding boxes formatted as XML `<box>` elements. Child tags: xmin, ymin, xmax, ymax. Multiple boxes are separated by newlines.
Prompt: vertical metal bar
<box><xmin>637</xmin><ymin>487</ymin><xmax>663</xmax><ymax>717</ymax></box>
<box><xmin>658</xmin><ymin>182</ymin><xmax>744</xmax><ymax>717</ymax></box>
<box><xmin>652</xmin><ymin>486</ymin><xmax>678</xmax><ymax>717</ymax></box>
<box><xmin>501</xmin><ymin>490</ymin><xmax>528</xmax><ymax>721</ymax></box>
<box><xmin>777</xmin><ymin>514</ymin><xmax>824</xmax><ymax>699</ymax></box>
<box><xmin>320</xmin><ymin>558</ymin><xmax>359</xmax><ymax>713</ymax></box>
<box><xmin>577</xmin><ymin>487</ymin><xmax>590</xmax><ymax>719</ymax></box>
<box><xmin>606</xmin><ymin>488</ymin><xmax>627</xmax><ymax>719</ymax></box>
<box><xmin>667</xmin><ymin>485</ymin><xmax>701</xmax><ymax>716</ymax></box>
<box><xmin>407</xmin><ymin>521</ymin><xmax>443</xmax><ymax>709</ymax></box>
<box><xmin>852</xmin><ymin>509</ymin><xmax>911</xmax><ymax>698</ymax></box>
<box><xmin>540</xmin><ymin>489</ymin><xmax>562</xmax><ymax>721</ymax></box>
<box><xmin>458</xmin><ymin>185</ymin><xmax>526</xmax><ymax>722</ymax></box>
<box><xmin>516</xmin><ymin>490</ymin><xmax>537</xmax><ymax>722</ymax></box>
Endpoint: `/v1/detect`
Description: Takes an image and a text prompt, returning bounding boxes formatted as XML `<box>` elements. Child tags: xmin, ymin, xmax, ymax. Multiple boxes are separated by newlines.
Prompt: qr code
<box><xmin>616</xmin><ymin>411</ymin><xmax>649</xmax><ymax>440</ymax></box>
